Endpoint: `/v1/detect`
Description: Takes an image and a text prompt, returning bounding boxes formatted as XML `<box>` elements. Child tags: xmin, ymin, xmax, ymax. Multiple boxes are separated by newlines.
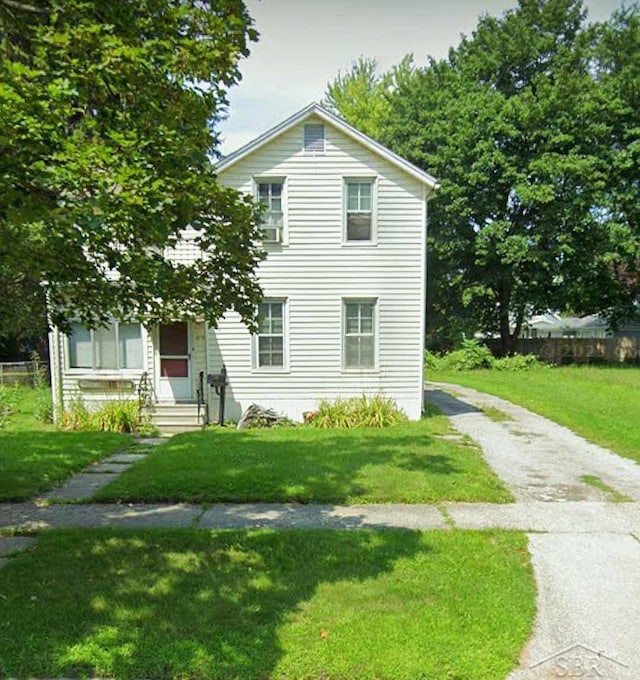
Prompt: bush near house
<box><xmin>425</xmin><ymin>339</ymin><xmax>541</xmax><ymax>372</ymax></box>
<box><xmin>305</xmin><ymin>394</ymin><xmax>408</xmax><ymax>428</ymax></box>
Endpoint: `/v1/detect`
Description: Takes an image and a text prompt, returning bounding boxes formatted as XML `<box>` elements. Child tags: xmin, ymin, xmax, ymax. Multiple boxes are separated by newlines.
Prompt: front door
<box><xmin>157</xmin><ymin>322</ymin><xmax>191</xmax><ymax>400</ymax></box>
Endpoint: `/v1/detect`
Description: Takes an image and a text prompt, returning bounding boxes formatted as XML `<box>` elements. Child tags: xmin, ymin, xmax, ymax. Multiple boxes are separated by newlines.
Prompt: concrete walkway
<box><xmin>0</xmin><ymin>391</ymin><xmax>639</xmax><ymax>678</ymax></box>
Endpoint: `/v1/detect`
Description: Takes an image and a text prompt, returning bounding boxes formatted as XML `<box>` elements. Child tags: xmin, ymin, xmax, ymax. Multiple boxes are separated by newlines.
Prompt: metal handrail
<box><xmin>196</xmin><ymin>370</ymin><xmax>208</xmax><ymax>426</ymax></box>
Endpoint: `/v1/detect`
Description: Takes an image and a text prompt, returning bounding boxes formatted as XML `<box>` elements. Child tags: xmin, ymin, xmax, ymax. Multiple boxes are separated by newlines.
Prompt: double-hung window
<box><xmin>257</xmin><ymin>301</ymin><xmax>285</xmax><ymax>368</ymax></box>
<box><xmin>257</xmin><ymin>181</ymin><xmax>284</xmax><ymax>242</ymax></box>
<box><xmin>68</xmin><ymin>321</ymin><xmax>143</xmax><ymax>370</ymax></box>
<box><xmin>345</xmin><ymin>179</ymin><xmax>374</xmax><ymax>242</ymax></box>
<box><xmin>343</xmin><ymin>300</ymin><xmax>376</xmax><ymax>369</ymax></box>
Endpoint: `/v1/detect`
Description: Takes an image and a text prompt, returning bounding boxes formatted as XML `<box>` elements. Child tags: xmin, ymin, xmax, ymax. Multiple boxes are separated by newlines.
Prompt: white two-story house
<box><xmin>48</xmin><ymin>103</ymin><xmax>438</xmax><ymax>430</ymax></box>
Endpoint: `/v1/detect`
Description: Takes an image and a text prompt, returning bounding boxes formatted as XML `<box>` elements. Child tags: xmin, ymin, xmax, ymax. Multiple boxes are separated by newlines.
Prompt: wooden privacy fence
<box><xmin>487</xmin><ymin>337</ymin><xmax>640</xmax><ymax>364</ymax></box>
<box><xmin>0</xmin><ymin>361</ymin><xmax>50</xmax><ymax>386</ymax></box>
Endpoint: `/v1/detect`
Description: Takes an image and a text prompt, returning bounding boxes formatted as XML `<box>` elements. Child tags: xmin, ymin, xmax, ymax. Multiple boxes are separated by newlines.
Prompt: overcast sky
<box><xmin>218</xmin><ymin>0</ymin><xmax>625</xmax><ymax>154</ymax></box>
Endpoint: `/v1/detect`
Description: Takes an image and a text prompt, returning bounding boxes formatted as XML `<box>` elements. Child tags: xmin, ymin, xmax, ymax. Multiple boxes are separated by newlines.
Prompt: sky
<box><xmin>218</xmin><ymin>0</ymin><xmax>626</xmax><ymax>155</ymax></box>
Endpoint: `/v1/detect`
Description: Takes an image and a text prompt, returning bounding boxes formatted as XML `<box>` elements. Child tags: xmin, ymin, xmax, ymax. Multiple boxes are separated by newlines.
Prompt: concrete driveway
<box><xmin>426</xmin><ymin>383</ymin><xmax>640</xmax><ymax>680</ymax></box>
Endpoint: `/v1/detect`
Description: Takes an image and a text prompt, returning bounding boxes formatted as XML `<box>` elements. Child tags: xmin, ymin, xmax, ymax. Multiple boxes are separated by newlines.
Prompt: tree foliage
<box><xmin>324</xmin><ymin>55</ymin><xmax>414</xmax><ymax>140</ymax></box>
<box><xmin>0</xmin><ymin>0</ymin><xmax>264</xmax><ymax>336</ymax></box>
<box><xmin>327</xmin><ymin>0</ymin><xmax>640</xmax><ymax>352</ymax></box>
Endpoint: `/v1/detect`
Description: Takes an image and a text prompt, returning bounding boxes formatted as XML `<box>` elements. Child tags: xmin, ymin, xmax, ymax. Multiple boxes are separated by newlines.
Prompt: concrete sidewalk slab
<box><xmin>89</xmin><ymin>462</ymin><xmax>133</xmax><ymax>474</ymax></box>
<box><xmin>508</xmin><ymin>533</ymin><xmax>640</xmax><ymax>679</ymax></box>
<box><xmin>198</xmin><ymin>503</ymin><xmax>448</xmax><ymax>530</ymax></box>
<box><xmin>0</xmin><ymin>503</ymin><xmax>202</xmax><ymax>529</ymax></box>
<box><xmin>38</xmin><ymin>472</ymin><xmax>122</xmax><ymax>501</ymax></box>
<box><xmin>102</xmin><ymin>453</ymin><xmax>148</xmax><ymax>464</ymax></box>
<box><xmin>445</xmin><ymin>501</ymin><xmax>640</xmax><ymax>534</ymax></box>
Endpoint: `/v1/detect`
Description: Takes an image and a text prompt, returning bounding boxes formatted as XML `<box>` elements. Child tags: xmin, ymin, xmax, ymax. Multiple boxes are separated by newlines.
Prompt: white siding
<box><xmin>210</xmin><ymin>116</ymin><xmax>426</xmax><ymax>420</ymax></box>
<box><xmin>55</xmin><ymin>325</ymin><xmax>152</xmax><ymax>409</ymax></box>
<box><xmin>50</xmin><ymin>115</ymin><xmax>428</xmax><ymax>421</ymax></box>
<box><xmin>55</xmin><ymin>321</ymin><xmax>207</xmax><ymax>410</ymax></box>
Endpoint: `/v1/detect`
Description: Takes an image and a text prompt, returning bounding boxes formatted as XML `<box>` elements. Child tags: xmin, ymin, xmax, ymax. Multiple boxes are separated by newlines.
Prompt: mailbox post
<box><xmin>207</xmin><ymin>365</ymin><xmax>228</xmax><ymax>426</ymax></box>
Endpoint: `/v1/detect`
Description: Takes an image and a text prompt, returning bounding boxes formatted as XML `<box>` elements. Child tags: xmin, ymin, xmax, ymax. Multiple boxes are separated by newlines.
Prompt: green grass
<box><xmin>580</xmin><ymin>475</ymin><xmax>632</xmax><ymax>502</ymax></box>
<box><xmin>0</xmin><ymin>385</ymin><xmax>130</xmax><ymax>501</ymax></box>
<box><xmin>481</xmin><ymin>406</ymin><xmax>512</xmax><ymax>423</ymax></box>
<box><xmin>96</xmin><ymin>418</ymin><xmax>512</xmax><ymax>504</ymax></box>
<box><xmin>0</xmin><ymin>528</ymin><xmax>535</xmax><ymax>679</ymax></box>
<box><xmin>429</xmin><ymin>365</ymin><xmax>640</xmax><ymax>463</ymax></box>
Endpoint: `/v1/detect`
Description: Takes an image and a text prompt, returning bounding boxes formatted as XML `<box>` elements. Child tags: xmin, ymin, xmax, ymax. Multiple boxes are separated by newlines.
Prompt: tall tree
<box><xmin>324</xmin><ymin>55</ymin><xmax>414</xmax><ymax>140</ymax></box>
<box><xmin>0</xmin><ymin>0</ymin><xmax>264</xmax><ymax>334</ymax></box>
<box><xmin>568</xmin><ymin>6</ymin><xmax>640</xmax><ymax>325</ymax></box>
<box><xmin>328</xmin><ymin>0</ymin><xmax>640</xmax><ymax>352</ymax></box>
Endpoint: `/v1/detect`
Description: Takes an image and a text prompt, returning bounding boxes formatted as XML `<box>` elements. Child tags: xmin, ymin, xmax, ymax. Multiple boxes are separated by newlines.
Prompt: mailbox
<box><xmin>207</xmin><ymin>365</ymin><xmax>228</xmax><ymax>425</ymax></box>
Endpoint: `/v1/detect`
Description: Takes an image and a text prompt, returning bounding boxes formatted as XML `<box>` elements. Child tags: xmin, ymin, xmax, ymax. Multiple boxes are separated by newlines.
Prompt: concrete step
<box><xmin>153</xmin><ymin>402</ymin><xmax>200</xmax><ymax>415</ymax></box>
<box><xmin>150</xmin><ymin>402</ymin><xmax>203</xmax><ymax>434</ymax></box>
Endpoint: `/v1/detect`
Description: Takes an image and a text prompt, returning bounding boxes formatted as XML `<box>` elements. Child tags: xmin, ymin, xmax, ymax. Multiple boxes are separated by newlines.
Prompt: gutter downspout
<box><xmin>421</xmin><ymin>183</ymin><xmax>439</xmax><ymax>413</ymax></box>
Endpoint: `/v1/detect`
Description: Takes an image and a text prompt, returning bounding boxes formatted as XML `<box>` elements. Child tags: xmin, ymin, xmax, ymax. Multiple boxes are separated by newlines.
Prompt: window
<box><xmin>257</xmin><ymin>180</ymin><xmax>283</xmax><ymax>242</ymax></box>
<box><xmin>343</xmin><ymin>300</ymin><xmax>376</xmax><ymax>369</ymax></box>
<box><xmin>68</xmin><ymin>321</ymin><xmax>143</xmax><ymax>370</ymax></box>
<box><xmin>304</xmin><ymin>123</ymin><xmax>325</xmax><ymax>152</ymax></box>
<box><xmin>345</xmin><ymin>180</ymin><xmax>374</xmax><ymax>241</ymax></box>
<box><xmin>257</xmin><ymin>301</ymin><xmax>285</xmax><ymax>368</ymax></box>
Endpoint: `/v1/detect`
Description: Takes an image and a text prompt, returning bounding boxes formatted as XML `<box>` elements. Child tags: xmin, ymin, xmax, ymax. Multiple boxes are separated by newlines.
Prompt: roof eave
<box><xmin>216</xmin><ymin>103</ymin><xmax>439</xmax><ymax>189</ymax></box>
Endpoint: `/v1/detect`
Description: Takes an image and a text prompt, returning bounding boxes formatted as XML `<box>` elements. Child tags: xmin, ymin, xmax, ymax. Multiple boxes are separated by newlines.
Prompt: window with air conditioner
<box><xmin>257</xmin><ymin>180</ymin><xmax>284</xmax><ymax>243</ymax></box>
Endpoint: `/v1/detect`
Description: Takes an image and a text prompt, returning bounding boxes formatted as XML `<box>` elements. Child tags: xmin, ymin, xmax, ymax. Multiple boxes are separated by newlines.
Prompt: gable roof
<box><xmin>217</xmin><ymin>102</ymin><xmax>439</xmax><ymax>190</ymax></box>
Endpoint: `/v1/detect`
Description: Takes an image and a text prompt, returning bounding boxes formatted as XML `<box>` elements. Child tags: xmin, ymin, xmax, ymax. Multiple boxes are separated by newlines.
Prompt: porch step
<box><xmin>151</xmin><ymin>402</ymin><xmax>204</xmax><ymax>434</ymax></box>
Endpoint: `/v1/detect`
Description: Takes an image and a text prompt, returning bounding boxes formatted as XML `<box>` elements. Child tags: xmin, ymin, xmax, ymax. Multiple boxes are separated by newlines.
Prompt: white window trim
<box><xmin>302</xmin><ymin>122</ymin><xmax>326</xmax><ymax>154</ymax></box>
<box><xmin>254</xmin><ymin>176</ymin><xmax>287</xmax><ymax>246</ymax></box>
<box><xmin>252</xmin><ymin>298</ymin><xmax>290</xmax><ymax>372</ymax></box>
<box><xmin>342</xmin><ymin>177</ymin><xmax>378</xmax><ymax>246</ymax></box>
<box><xmin>341</xmin><ymin>298</ymin><xmax>379</xmax><ymax>373</ymax></box>
<box><xmin>65</xmin><ymin>321</ymin><xmax>147</xmax><ymax>374</ymax></box>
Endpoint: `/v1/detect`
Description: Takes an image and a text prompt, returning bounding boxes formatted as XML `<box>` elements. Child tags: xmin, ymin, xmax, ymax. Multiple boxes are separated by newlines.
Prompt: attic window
<box><xmin>304</xmin><ymin>123</ymin><xmax>325</xmax><ymax>152</ymax></box>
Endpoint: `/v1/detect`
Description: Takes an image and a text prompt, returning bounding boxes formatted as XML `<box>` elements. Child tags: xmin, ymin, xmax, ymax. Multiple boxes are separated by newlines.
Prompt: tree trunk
<box><xmin>497</xmin><ymin>285</ymin><xmax>514</xmax><ymax>356</ymax></box>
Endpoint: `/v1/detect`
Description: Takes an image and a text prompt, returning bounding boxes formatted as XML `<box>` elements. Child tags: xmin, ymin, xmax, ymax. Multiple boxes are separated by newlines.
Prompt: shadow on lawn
<box><xmin>109</xmin><ymin>426</ymin><xmax>465</xmax><ymax>504</ymax></box>
<box><xmin>0</xmin><ymin>431</ymin><xmax>129</xmax><ymax>501</ymax></box>
<box><xmin>0</xmin><ymin>528</ymin><xmax>427</xmax><ymax>679</ymax></box>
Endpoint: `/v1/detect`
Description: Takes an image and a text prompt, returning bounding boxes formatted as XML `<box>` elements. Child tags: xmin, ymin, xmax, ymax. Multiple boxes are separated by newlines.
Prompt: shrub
<box><xmin>424</xmin><ymin>350</ymin><xmax>444</xmax><ymax>372</ymax></box>
<box><xmin>492</xmin><ymin>354</ymin><xmax>541</xmax><ymax>371</ymax></box>
<box><xmin>307</xmin><ymin>394</ymin><xmax>408</xmax><ymax>429</ymax></box>
<box><xmin>92</xmin><ymin>399</ymin><xmax>140</xmax><ymax>433</ymax></box>
<box><xmin>59</xmin><ymin>396</ymin><xmax>92</xmax><ymax>430</ymax></box>
<box><xmin>0</xmin><ymin>386</ymin><xmax>11</xmax><ymax>429</ymax></box>
<box><xmin>425</xmin><ymin>340</ymin><xmax>546</xmax><ymax>373</ymax></box>
<box><xmin>432</xmin><ymin>338</ymin><xmax>495</xmax><ymax>372</ymax></box>
<box><xmin>60</xmin><ymin>397</ymin><xmax>140</xmax><ymax>433</ymax></box>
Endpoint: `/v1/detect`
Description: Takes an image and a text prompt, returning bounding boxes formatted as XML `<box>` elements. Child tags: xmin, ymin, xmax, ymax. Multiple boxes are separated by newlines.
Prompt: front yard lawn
<box><xmin>96</xmin><ymin>417</ymin><xmax>511</xmax><ymax>504</ymax></box>
<box><xmin>0</xmin><ymin>528</ymin><xmax>535</xmax><ymax>679</ymax></box>
<box><xmin>428</xmin><ymin>365</ymin><xmax>640</xmax><ymax>463</ymax></box>
<box><xmin>0</xmin><ymin>386</ymin><xmax>130</xmax><ymax>501</ymax></box>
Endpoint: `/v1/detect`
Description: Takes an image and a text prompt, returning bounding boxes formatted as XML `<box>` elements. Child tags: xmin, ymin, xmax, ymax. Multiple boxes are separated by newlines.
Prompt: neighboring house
<box><xmin>48</xmin><ymin>103</ymin><xmax>438</xmax><ymax>430</ymax></box>
<box><xmin>523</xmin><ymin>312</ymin><xmax>640</xmax><ymax>339</ymax></box>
